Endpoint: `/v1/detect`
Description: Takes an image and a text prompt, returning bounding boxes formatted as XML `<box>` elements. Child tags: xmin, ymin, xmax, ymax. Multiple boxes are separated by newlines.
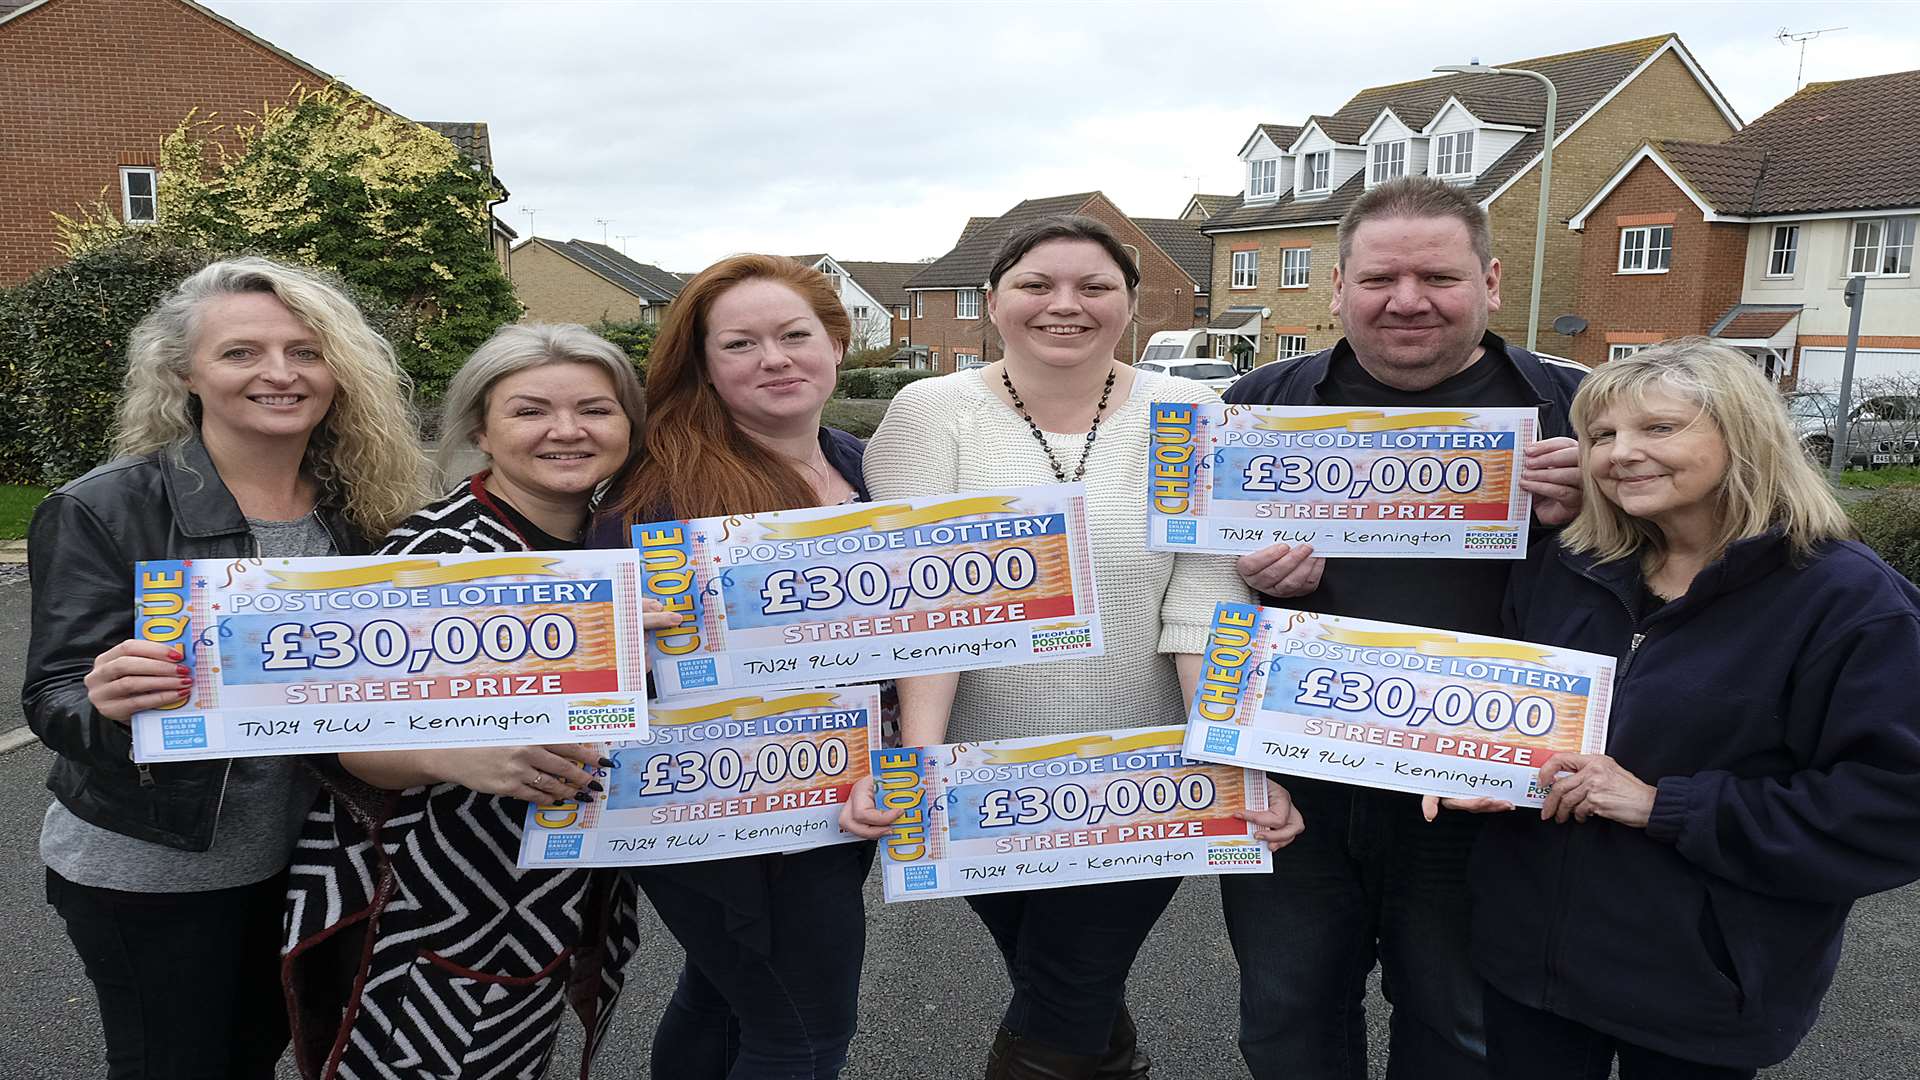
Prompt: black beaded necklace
<box><xmin>1000</xmin><ymin>366</ymin><xmax>1117</xmax><ymax>483</ymax></box>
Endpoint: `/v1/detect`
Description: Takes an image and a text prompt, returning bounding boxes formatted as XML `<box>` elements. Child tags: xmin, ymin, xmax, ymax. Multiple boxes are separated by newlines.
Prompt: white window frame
<box><xmin>1275</xmin><ymin>334</ymin><xmax>1309</xmax><ymax>358</ymax></box>
<box><xmin>1302</xmin><ymin>151</ymin><xmax>1331</xmax><ymax>193</ymax></box>
<box><xmin>1230</xmin><ymin>250</ymin><xmax>1259</xmax><ymax>289</ymax></box>
<box><xmin>1368</xmin><ymin>141</ymin><xmax>1407</xmax><ymax>184</ymax></box>
<box><xmin>1280</xmin><ymin>248</ymin><xmax>1310</xmax><ymax>289</ymax></box>
<box><xmin>120</xmin><ymin>166</ymin><xmax>157</xmax><ymax>224</ymax></box>
<box><xmin>1432</xmin><ymin>131</ymin><xmax>1474</xmax><ymax>177</ymax></box>
<box><xmin>1849</xmin><ymin>217</ymin><xmax>1915</xmax><ymax>277</ymax></box>
<box><xmin>1617</xmin><ymin>225</ymin><xmax>1672</xmax><ymax>274</ymax></box>
<box><xmin>1609</xmin><ymin>344</ymin><xmax>1647</xmax><ymax>362</ymax></box>
<box><xmin>1767</xmin><ymin>224</ymin><xmax>1798</xmax><ymax>278</ymax></box>
<box><xmin>955</xmin><ymin>352</ymin><xmax>979</xmax><ymax>367</ymax></box>
<box><xmin>912</xmin><ymin>293</ymin><xmax>923</xmax><ymax>319</ymax></box>
<box><xmin>896</xmin><ymin>305</ymin><xmax>909</xmax><ymax>320</ymax></box>
<box><xmin>1248</xmin><ymin>158</ymin><xmax>1278</xmax><ymax>198</ymax></box>
<box><xmin>955</xmin><ymin>289</ymin><xmax>981</xmax><ymax>319</ymax></box>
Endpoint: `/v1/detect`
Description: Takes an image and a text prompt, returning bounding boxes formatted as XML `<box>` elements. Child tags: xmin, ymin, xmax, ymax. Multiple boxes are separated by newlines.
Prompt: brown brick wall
<box><xmin>1489</xmin><ymin>47</ymin><xmax>1739</xmax><ymax>351</ymax></box>
<box><xmin>0</xmin><ymin>0</ymin><xmax>326</xmax><ymax>283</ymax></box>
<box><xmin>1208</xmin><ymin>224</ymin><xmax>1345</xmax><ymax>366</ymax></box>
<box><xmin>1567</xmin><ymin>158</ymin><xmax>1746</xmax><ymax>365</ymax></box>
<box><xmin>908</xmin><ymin>194</ymin><xmax>1205</xmax><ymax>374</ymax></box>
<box><xmin>510</xmin><ymin>242</ymin><xmax>647</xmax><ymax>325</ymax></box>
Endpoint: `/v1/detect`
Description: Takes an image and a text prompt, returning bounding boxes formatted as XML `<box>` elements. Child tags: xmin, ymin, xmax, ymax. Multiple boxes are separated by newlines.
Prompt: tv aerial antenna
<box><xmin>1776</xmin><ymin>26</ymin><xmax>1846</xmax><ymax>91</ymax></box>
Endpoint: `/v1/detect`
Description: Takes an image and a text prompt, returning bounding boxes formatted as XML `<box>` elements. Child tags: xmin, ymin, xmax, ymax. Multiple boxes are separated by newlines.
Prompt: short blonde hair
<box><xmin>1563</xmin><ymin>338</ymin><xmax>1853</xmax><ymax>565</ymax></box>
<box><xmin>116</xmin><ymin>257</ymin><xmax>430</xmax><ymax>537</ymax></box>
<box><xmin>436</xmin><ymin>323</ymin><xmax>644</xmax><ymax>485</ymax></box>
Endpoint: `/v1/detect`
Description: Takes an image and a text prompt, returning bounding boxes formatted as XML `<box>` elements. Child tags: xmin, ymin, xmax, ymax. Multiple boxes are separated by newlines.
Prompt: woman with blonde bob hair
<box><xmin>1440</xmin><ymin>340</ymin><xmax>1920</xmax><ymax>1078</ymax></box>
<box><xmin>24</xmin><ymin>256</ymin><xmax>427</xmax><ymax>1078</ymax></box>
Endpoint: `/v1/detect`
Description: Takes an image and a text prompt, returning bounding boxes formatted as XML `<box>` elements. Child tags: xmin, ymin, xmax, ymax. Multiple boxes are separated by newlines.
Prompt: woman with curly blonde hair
<box><xmin>24</xmin><ymin>256</ymin><xmax>428</xmax><ymax>1078</ymax></box>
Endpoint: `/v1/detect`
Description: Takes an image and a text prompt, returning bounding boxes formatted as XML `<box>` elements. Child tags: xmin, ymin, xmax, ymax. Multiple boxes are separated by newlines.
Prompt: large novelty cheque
<box><xmin>130</xmin><ymin>551</ymin><xmax>649</xmax><ymax>762</ymax></box>
<box><xmin>1148</xmin><ymin>402</ymin><xmax>1538</xmax><ymax>557</ymax></box>
<box><xmin>874</xmin><ymin>726</ymin><xmax>1271</xmax><ymax>902</ymax></box>
<box><xmin>639</xmin><ymin>484</ymin><xmax>1102</xmax><ymax>698</ymax></box>
<box><xmin>519</xmin><ymin>685</ymin><xmax>882</xmax><ymax>867</ymax></box>
<box><xmin>1184</xmin><ymin>604</ymin><xmax>1613</xmax><ymax>807</ymax></box>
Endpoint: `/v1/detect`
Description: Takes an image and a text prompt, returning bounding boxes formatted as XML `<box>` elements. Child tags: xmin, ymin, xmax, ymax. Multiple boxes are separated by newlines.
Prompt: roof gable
<box><xmin>537</xmin><ymin>239</ymin><xmax>683</xmax><ymax>304</ymax></box>
<box><xmin>838</xmin><ymin>261</ymin><xmax>924</xmax><ymax>307</ymax></box>
<box><xmin>1239</xmin><ymin>123</ymin><xmax>1302</xmax><ymax>159</ymax></box>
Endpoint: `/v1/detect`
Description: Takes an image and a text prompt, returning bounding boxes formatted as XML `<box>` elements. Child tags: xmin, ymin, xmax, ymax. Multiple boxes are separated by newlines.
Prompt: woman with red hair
<box><xmin>598</xmin><ymin>254</ymin><xmax>875</xmax><ymax>1080</ymax></box>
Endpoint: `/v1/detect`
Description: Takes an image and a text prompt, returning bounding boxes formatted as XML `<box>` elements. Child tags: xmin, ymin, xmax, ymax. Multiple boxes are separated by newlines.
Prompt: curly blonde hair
<box><xmin>115</xmin><ymin>257</ymin><xmax>430</xmax><ymax>537</ymax></box>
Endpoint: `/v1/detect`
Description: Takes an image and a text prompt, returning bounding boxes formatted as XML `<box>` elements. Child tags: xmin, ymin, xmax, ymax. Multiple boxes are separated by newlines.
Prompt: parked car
<box><xmin>1138</xmin><ymin>358</ymin><xmax>1241</xmax><ymax>393</ymax></box>
<box><xmin>1787</xmin><ymin>390</ymin><xmax>1920</xmax><ymax>467</ymax></box>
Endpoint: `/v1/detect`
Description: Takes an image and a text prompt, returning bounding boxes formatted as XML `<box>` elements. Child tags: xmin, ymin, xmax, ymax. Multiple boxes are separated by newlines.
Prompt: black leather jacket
<box><xmin>22</xmin><ymin>438</ymin><xmax>371</xmax><ymax>852</ymax></box>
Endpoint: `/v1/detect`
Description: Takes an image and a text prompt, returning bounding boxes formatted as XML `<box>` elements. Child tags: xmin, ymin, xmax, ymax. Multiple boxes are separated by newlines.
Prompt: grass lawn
<box><xmin>1836</xmin><ymin>466</ymin><xmax>1920</xmax><ymax>490</ymax></box>
<box><xmin>0</xmin><ymin>483</ymin><xmax>48</xmax><ymax>540</ymax></box>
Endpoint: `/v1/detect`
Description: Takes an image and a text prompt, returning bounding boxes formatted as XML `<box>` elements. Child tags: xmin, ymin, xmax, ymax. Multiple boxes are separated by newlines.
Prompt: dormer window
<box><xmin>1433</xmin><ymin>131</ymin><xmax>1475</xmax><ymax>177</ymax></box>
<box><xmin>1249</xmin><ymin>158</ymin><xmax>1278</xmax><ymax>199</ymax></box>
<box><xmin>1302</xmin><ymin>152</ymin><xmax>1331</xmax><ymax>194</ymax></box>
<box><xmin>1368</xmin><ymin>141</ymin><xmax>1407</xmax><ymax>184</ymax></box>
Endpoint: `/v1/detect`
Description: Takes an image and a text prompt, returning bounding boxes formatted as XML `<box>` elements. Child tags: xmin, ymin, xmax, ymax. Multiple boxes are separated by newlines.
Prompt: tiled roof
<box><xmin>1210</xmin><ymin>306</ymin><xmax>1265</xmax><ymax>330</ymax></box>
<box><xmin>0</xmin><ymin>1</ymin><xmax>43</xmax><ymax>21</ymax></box>
<box><xmin>1204</xmin><ymin>33</ymin><xmax>1674</xmax><ymax>234</ymax></box>
<box><xmin>1133</xmin><ymin>218</ymin><xmax>1212</xmax><ymax>288</ymax></box>
<box><xmin>957</xmin><ymin>216</ymin><xmax>999</xmax><ymax>244</ymax></box>
<box><xmin>787</xmin><ymin>254</ymin><xmax>830</xmax><ymax>268</ymax></box>
<box><xmin>1661</xmin><ymin>69</ymin><xmax>1920</xmax><ymax>215</ymax></box>
<box><xmin>1709</xmin><ymin>303</ymin><xmax>1802</xmax><ymax>339</ymax></box>
<box><xmin>539</xmin><ymin>239</ymin><xmax>683</xmax><ymax>304</ymax></box>
<box><xmin>839</xmin><ymin>261</ymin><xmax>924</xmax><ymax>307</ymax></box>
<box><xmin>1186</xmin><ymin>193</ymin><xmax>1241</xmax><ymax>219</ymax></box>
<box><xmin>420</xmin><ymin>121</ymin><xmax>493</xmax><ymax>168</ymax></box>
<box><xmin>906</xmin><ymin>193</ymin><xmax>1099</xmax><ymax>289</ymax></box>
<box><xmin>1257</xmin><ymin>124</ymin><xmax>1303</xmax><ymax>151</ymax></box>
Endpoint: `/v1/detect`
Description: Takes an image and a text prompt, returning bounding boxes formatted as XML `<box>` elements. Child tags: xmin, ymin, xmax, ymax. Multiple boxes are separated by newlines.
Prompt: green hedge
<box><xmin>0</xmin><ymin>236</ymin><xmax>417</xmax><ymax>487</ymax></box>
<box><xmin>1850</xmin><ymin>487</ymin><xmax>1920</xmax><ymax>584</ymax></box>
<box><xmin>835</xmin><ymin>366</ymin><xmax>938</xmax><ymax>401</ymax></box>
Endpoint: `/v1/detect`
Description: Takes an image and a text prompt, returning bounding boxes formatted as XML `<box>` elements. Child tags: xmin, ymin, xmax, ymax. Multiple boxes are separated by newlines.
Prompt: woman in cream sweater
<box><xmin>845</xmin><ymin>215</ymin><xmax>1303</xmax><ymax>1079</ymax></box>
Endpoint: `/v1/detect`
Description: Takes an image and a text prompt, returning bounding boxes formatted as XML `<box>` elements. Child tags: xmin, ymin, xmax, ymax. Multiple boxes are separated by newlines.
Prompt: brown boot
<box><xmin>983</xmin><ymin>1025</ymin><xmax>1102</xmax><ymax>1080</ymax></box>
<box><xmin>1093</xmin><ymin>1005</ymin><xmax>1152</xmax><ymax>1080</ymax></box>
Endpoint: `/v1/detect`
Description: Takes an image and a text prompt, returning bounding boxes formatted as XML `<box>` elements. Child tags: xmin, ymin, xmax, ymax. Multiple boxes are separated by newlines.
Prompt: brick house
<box><xmin>511</xmin><ymin>238</ymin><xmax>683</xmax><ymax>325</ymax></box>
<box><xmin>0</xmin><ymin>0</ymin><xmax>512</xmax><ymax>284</ymax></box>
<box><xmin>839</xmin><ymin>261</ymin><xmax>923</xmax><ymax>350</ymax></box>
<box><xmin>1199</xmin><ymin>34</ymin><xmax>1742</xmax><ymax>367</ymax></box>
<box><xmin>903</xmin><ymin>192</ymin><xmax>1209</xmax><ymax>373</ymax></box>
<box><xmin>1566</xmin><ymin>69</ymin><xmax>1920</xmax><ymax>384</ymax></box>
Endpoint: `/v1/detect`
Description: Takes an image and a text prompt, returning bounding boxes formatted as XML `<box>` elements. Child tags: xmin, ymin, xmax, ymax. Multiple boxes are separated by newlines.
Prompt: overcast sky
<box><xmin>205</xmin><ymin>0</ymin><xmax>1920</xmax><ymax>273</ymax></box>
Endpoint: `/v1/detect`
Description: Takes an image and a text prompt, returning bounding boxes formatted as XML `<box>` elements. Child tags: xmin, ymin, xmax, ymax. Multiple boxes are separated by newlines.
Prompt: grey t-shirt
<box><xmin>40</xmin><ymin>512</ymin><xmax>335</xmax><ymax>892</ymax></box>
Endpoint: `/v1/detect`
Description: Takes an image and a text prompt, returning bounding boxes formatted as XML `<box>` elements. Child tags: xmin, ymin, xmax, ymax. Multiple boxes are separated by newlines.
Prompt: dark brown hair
<box><xmin>1338</xmin><ymin>175</ymin><xmax>1493</xmax><ymax>269</ymax></box>
<box><xmin>987</xmin><ymin>214</ymin><xmax>1141</xmax><ymax>294</ymax></box>
<box><xmin>612</xmin><ymin>254</ymin><xmax>850</xmax><ymax>522</ymax></box>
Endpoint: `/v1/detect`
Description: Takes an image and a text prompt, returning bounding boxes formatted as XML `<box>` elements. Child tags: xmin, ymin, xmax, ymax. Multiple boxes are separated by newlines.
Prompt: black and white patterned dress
<box><xmin>283</xmin><ymin>474</ymin><xmax>642</xmax><ymax>1080</ymax></box>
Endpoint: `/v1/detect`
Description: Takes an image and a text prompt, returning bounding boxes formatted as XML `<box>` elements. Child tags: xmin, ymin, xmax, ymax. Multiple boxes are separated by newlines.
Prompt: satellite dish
<box><xmin>1552</xmin><ymin>314</ymin><xmax>1588</xmax><ymax>336</ymax></box>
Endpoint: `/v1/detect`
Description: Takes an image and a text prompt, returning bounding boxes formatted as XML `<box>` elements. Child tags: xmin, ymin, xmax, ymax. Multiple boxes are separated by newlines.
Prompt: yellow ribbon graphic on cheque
<box><xmin>265</xmin><ymin>556</ymin><xmax>562</xmax><ymax>590</ymax></box>
<box><xmin>573</xmin><ymin>698</ymin><xmax>634</xmax><ymax>708</ymax></box>
<box><xmin>650</xmin><ymin>692</ymin><xmax>843</xmax><ymax>726</ymax></box>
<box><xmin>984</xmin><ymin>729</ymin><xmax>1182</xmax><ymax>764</ymax></box>
<box><xmin>1254</xmin><ymin>410</ymin><xmax>1477</xmax><ymax>432</ymax></box>
<box><xmin>760</xmin><ymin>496</ymin><xmax>1019</xmax><ymax>540</ymax></box>
<box><xmin>1320</xmin><ymin>626</ymin><xmax>1552</xmax><ymax>664</ymax></box>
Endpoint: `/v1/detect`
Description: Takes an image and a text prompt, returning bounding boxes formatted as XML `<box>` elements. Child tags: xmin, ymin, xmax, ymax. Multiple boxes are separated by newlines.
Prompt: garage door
<box><xmin>1799</xmin><ymin>346</ymin><xmax>1920</xmax><ymax>385</ymax></box>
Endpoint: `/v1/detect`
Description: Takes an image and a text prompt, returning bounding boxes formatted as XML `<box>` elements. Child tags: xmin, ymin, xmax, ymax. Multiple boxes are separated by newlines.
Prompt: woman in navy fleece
<box><xmin>1439</xmin><ymin>339</ymin><xmax>1920</xmax><ymax>1078</ymax></box>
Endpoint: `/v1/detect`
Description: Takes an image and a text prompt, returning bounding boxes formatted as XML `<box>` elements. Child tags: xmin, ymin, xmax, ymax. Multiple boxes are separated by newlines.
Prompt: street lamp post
<box><xmin>1434</xmin><ymin>63</ymin><xmax>1556</xmax><ymax>351</ymax></box>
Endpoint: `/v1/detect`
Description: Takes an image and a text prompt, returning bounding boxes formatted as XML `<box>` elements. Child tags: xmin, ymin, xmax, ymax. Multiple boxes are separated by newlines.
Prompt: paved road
<box><xmin>1</xmin><ymin>566</ymin><xmax>1915</xmax><ymax>1078</ymax></box>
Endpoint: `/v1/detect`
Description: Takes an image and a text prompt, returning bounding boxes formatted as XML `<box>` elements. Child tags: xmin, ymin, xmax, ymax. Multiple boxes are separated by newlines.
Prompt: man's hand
<box><xmin>1235</xmin><ymin>778</ymin><xmax>1306</xmax><ymax>851</ymax></box>
<box><xmin>1521</xmin><ymin>437</ymin><xmax>1583</xmax><ymax>525</ymax></box>
<box><xmin>1237</xmin><ymin>543</ymin><xmax>1324</xmax><ymax>599</ymax></box>
<box><xmin>1536</xmin><ymin>753</ymin><xmax>1657</xmax><ymax>827</ymax></box>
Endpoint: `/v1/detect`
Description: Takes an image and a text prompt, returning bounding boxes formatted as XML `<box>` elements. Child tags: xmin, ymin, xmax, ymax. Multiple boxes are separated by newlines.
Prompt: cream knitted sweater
<box><xmin>865</xmin><ymin>369</ymin><xmax>1249</xmax><ymax>742</ymax></box>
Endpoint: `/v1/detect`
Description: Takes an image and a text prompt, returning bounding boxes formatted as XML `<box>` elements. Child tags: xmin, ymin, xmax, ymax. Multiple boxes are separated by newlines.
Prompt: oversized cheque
<box><xmin>638</xmin><ymin>484</ymin><xmax>1103</xmax><ymax>699</ymax></box>
<box><xmin>1183</xmin><ymin>603</ymin><xmax>1613</xmax><ymax>807</ymax></box>
<box><xmin>1147</xmin><ymin>402</ymin><xmax>1538</xmax><ymax>557</ymax></box>
<box><xmin>130</xmin><ymin>550</ymin><xmax>649</xmax><ymax>762</ymax></box>
<box><xmin>874</xmin><ymin>726</ymin><xmax>1271</xmax><ymax>902</ymax></box>
<box><xmin>519</xmin><ymin>685</ymin><xmax>882</xmax><ymax>868</ymax></box>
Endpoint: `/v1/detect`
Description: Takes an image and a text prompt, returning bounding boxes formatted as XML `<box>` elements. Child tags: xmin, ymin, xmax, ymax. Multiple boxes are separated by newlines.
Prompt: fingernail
<box><xmin>168</xmin><ymin>647</ymin><xmax>183</xmax><ymax>661</ymax></box>
<box><xmin>176</xmin><ymin>665</ymin><xmax>191</xmax><ymax>676</ymax></box>
<box><xmin>178</xmin><ymin>675</ymin><xmax>193</xmax><ymax>685</ymax></box>
<box><xmin>598</xmin><ymin>757</ymin><xmax>615</xmax><ymax>768</ymax></box>
<box><xmin>588</xmin><ymin>780</ymin><xmax>604</xmax><ymax>792</ymax></box>
<box><xmin>574</xmin><ymin>790</ymin><xmax>595</xmax><ymax>803</ymax></box>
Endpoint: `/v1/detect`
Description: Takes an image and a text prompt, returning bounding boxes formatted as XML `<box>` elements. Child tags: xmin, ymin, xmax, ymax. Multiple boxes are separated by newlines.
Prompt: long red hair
<box><xmin>614</xmin><ymin>254</ymin><xmax>851</xmax><ymax>523</ymax></box>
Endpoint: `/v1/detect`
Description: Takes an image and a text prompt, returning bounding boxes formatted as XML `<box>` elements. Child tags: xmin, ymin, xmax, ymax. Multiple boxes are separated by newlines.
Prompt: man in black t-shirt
<box><xmin>1219</xmin><ymin>176</ymin><xmax>1587</xmax><ymax>1080</ymax></box>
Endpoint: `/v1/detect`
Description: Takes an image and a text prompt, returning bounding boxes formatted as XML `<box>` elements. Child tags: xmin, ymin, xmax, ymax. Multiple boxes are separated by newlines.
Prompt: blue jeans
<box><xmin>1219</xmin><ymin>778</ymin><xmax>1487</xmax><ymax>1080</ymax></box>
<box><xmin>1485</xmin><ymin>985</ymin><xmax>1756</xmax><ymax>1080</ymax></box>
<box><xmin>633</xmin><ymin>842</ymin><xmax>872</xmax><ymax>1080</ymax></box>
<box><xmin>965</xmin><ymin>875</ymin><xmax>1181</xmax><ymax>1056</ymax></box>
